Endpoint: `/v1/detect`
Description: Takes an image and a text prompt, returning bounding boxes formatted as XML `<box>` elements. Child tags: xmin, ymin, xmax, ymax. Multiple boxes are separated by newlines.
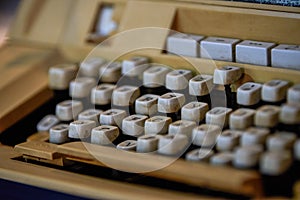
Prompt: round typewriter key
<box><xmin>254</xmin><ymin>105</ymin><xmax>280</xmax><ymax>128</ymax></box>
<box><xmin>112</xmin><ymin>85</ymin><xmax>140</xmax><ymax>114</ymax></box>
<box><xmin>144</xmin><ymin>116</ymin><xmax>172</xmax><ymax>135</ymax></box>
<box><xmin>240</xmin><ymin>127</ymin><xmax>270</xmax><ymax>146</ymax></box>
<box><xmin>49</xmin><ymin>124</ymin><xmax>69</xmax><ymax>144</ymax></box>
<box><xmin>122</xmin><ymin>114</ymin><xmax>148</xmax><ymax>137</ymax></box>
<box><xmin>36</xmin><ymin>114</ymin><xmax>60</xmax><ymax>132</ymax></box>
<box><xmin>69</xmin><ymin>77</ymin><xmax>97</xmax><ymax>99</ymax></box>
<box><xmin>260</xmin><ymin>151</ymin><xmax>292</xmax><ymax>176</ymax></box>
<box><xmin>68</xmin><ymin>120</ymin><xmax>96</xmax><ymax>139</ymax></box>
<box><xmin>216</xmin><ymin>129</ymin><xmax>242</xmax><ymax>151</ymax></box>
<box><xmin>99</xmin><ymin>61</ymin><xmax>122</xmax><ymax>83</ymax></box>
<box><xmin>168</xmin><ymin>120</ymin><xmax>196</xmax><ymax>139</ymax></box>
<box><xmin>166</xmin><ymin>69</ymin><xmax>193</xmax><ymax>91</ymax></box>
<box><xmin>136</xmin><ymin>135</ymin><xmax>160</xmax><ymax>153</ymax></box>
<box><xmin>192</xmin><ymin>124</ymin><xmax>221</xmax><ymax>147</ymax></box>
<box><xmin>262</xmin><ymin>79</ymin><xmax>289</xmax><ymax>104</ymax></box>
<box><xmin>205</xmin><ymin>107</ymin><xmax>232</xmax><ymax>128</ymax></box>
<box><xmin>135</xmin><ymin>94</ymin><xmax>159</xmax><ymax>116</ymax></box>
<box><xmin>158</xmin><ymin>92</ymin><xmax>185</xmax><ymax>113</ymax></box>
<box><xmin>189</xmin><ymin>74</ymin><xmax>213</xmax><ymax>108</ymax></box>
<box><xmin>210</xmin><ymin>152</ymin><xmax>234</xmax><ymax>166</ymax></box>
<box><xmin>266</xmin><ymin>131</ymin><xmax>297</xmax><ymax>151</ymax></box>
<box><xmin>116</xmin><ymin>140</ymin><xmax>137</xmax><ymax>151</ymax></box>
<box><xmin>233</xmin><ymin>145</ymin><xmax>263</xmax><ymax>168</ymax></box>
<box><xmin>100</xmin><ymin>109</ymin><xmax>127</xmax><ymax>127</ymax></box>
<box><xmin>91</xmin><ymin>125</ymin><xmax>119</xmax><ymax>146</ymax></box>
<box><xmin>185</xmin><ymin>148</ymin><xmax>214</xmax><ymax>162</ymax></box>
<box><xmin>122</xmin><ymin>56</ymin><xmax>149</xmax><ymax>77</ymax></box>
<box><xmin>287</xmin><ymin>84</ymin><xmax>300</xmax><ymax>104</ymax></box>
<box><xmin>280</xmin><ymin>103</ymin><xmax>300</xmax><ymax>125</ymax></box>
<box><xmin>181</xmin><ymin>101</ymin><xmax>209</xmax><ymax>124</ymax></box>
<box><xmin>78</xmin><ymin>109</ymin><xmax>102</xmax><ymax>126</ymax></box>
<box><xmin>79</xmin><ymin>57</ymin><xmax>106</xmax><ymax>77</ymax></box>
<box><xmin>237</xmin><ymin>82</ymin><xmax>262</xmax><ymax>108</ymax></box>
<box><xmin>55</xmin><ymin>100</ymin><xmax>83</xmax><ymax>122</ymax></box>
<box><xmin>229</xmin><ymin>108</ymin><xmax>255</xmax><ymax>130</ymax></box>
<box><xmin>91</xmin><ymin>83</ymin><xmax>115</xmax><ymax>108</ymax></box>
<box><xmin>158</xmin><ymin>134</ymin><xmax>189</xmax><ymax>156</ymax></box>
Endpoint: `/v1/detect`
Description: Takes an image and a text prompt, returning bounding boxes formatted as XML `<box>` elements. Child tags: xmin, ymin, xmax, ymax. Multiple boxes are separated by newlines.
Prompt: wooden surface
<box><xmin>14</xmin><ymin>133</ymin><xmax>263</xmax><ymax>197</ymax></box>
<box><xmin>0</xmin><ymin>146</ymin><xmax>212</xmax><ymax>200</ymax></box>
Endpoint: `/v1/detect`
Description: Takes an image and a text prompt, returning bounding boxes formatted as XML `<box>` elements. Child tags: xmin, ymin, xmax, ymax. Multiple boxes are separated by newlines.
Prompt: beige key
<box><xmin>69</xmin><ymin>120</ymin><xmax>96</xmax><ymax>139</ymax></box>
<box><xmin>254</xmin><ymin>105</ymin><xmax>280</xmax><ymax>128</ymax></box>
<box><xmin>136</xmin><ymin>135</ymin><xmax>160</xmax><ymax>153</ymax></box>
<box><xmin>181</xmin><ymin>102</ymin><xmax>209</xmax><ymax>123</ymax></box>
<box><xmin>186</xmin><ymin>148</ymin><xmax>214</xmax><ymax>162</ymax></box>
<box><xmin>91</xmin><ymin>84</ymin><xmax>115</xmax><ymax>105</ymax></box>
<box><xmin>48</xmin><ymin>64</ymin><xmax>78</xmax><ymax>90</ymax></box>
<box><xmin>192</xmin><ymin>124</ymin><xmax>221</xmax><ymax>147</ymax></box>
<box><xmin>37</xmin><ymin>115</ymin><xmax>60</xmax><ymax>132</ymax></box>
<box><xmin>280</xmin><ymin>103</ymin><xmax>300</xmax><ymax>125</ymax></box>
<box><xmin>206</xmin><ymin>107</ymin><xmax>232</xmax><ymax>128</ymax></box>
<box><xmin>166</xmin><ymin>69</ymin><xmax>193</xmax><ymax>90</ymax></box>
<box><xmin>216</xmin><ymin>130</ymin><xmax>242</xmax><ymax>151</ymax></box>
<box><xmin>158</xmin><ymin>93</ymin><xmax>185</xmax><ymax>113</ymax></box>
<box><xmin>80</xmin><ymin>57</ymin><xmax>106</xmax><ymax>77</ymax></box>
<box><xmin>55</xmin><ymin>100</ymin><xmax>83</xmax><ymax>121</ymax></box>
<box><xmin>144</xmin><ymin>116</ymin><xmax>172</xmax><ymax>135</ymax></box>
<box><xmin>78</xmin><ymin>109</ymin><xmax>102</xmax><ymax>126</ymax></box>
<box><xmin>210</xmin><ymin>152</ymin><xmax>234</xmax><ymax>166</ymax></box>
<box><xmin>233</xmin><ymin>145</ymin><xmax>263</xmax><ymax>168</ymax></box>
<box><xmin>287</xmin><ymin>84</ymin><xmax>300</xmax><ymax>104</ymax></box>
<box><xmin>168</xmin><ymin>120</ymin><xmax>196</xmax><ymax>139</ymax></box>
<box><xmin>100</xmin><ymin>109</ymin><xmax>127</xmax><ymax>126</ymax></box>
<box><xmin>262</xmin><ymin>80</ymin><xmax>289</xmax><ymax>103</ymax></box>
<box><xmin>69</xmin><ymin>77</ymin><xmax>97</xmax><ymax>98</ymax></box>
<box><xmin>229</xmin><ymin>108</ymin><xmax>255</xmax><ymax>130</ymax></box>
<box><xmin>260</xmin><ymin>151</ymin><xmax>292</xmax><ymax>176</ymax></box>
<box><xmin>49</xmin><ymin>124</ymin><xmax>69</xmax><ymax>144</ymax></box>
<box><xmin>112</xmin><ymin>85</ymin><xmax>140</xmax><ymax>106</ymax></box>
<box><xmin>135</xmin><ymin>94</ymin><xmax>159</xmax><ymax>116</ymax></box>
<box><xmin>99</xmin><ymin>61</ymin><xmax>122</xmax><ymax>83</ymax></box>
<box><xmin>122</xmin><ymin>56</ymin><xmax>149</xmax><ymax>77</ymax></box>
<box><xmin>122</xmin><ymin>114</ymin><xmax>148</xmax><ymax>137</ymax></box>
<box><xmin>266</xmin><ymin>131</ymin><xmax>297</xmax><ymax>151</ymax></box>
<box><xmin>271</xmin><ymin>44</ymin><xmax>300</xmax><ymax>70</ymax></box>
<box><xmin>158</xmin><ymin>134</ymin><xmax>189</xmax><ymax>156</ymax></box>
<box><xmin>213</xmin><ymin>66</ymin><xmax>242</xmax><ymax>85</ymax></box>
<box><xmin>91</xmin><ymin>125</ymin><xmax>119</xmax><ymax>145</ymax></box>
<box><xmin>116</xmin><ymin>140</ymin><xmax>137</xmax><ymax>151</ymax></box>
<box><xmin>237</xmin><ymin>82</ymin><xmax>262</xmax><ymax>106</ymax></box>
<box><xmin>143</xmin><ymin>66</ymin><xmax>171</xmax><ymax>88</ymax></box>
<box><xmin>240</xmin><ymin>127</ymin><xmax>270</xmax><ymax>146</ymax></box>
<box><xmin>189</xmin><ymin>74</ymin><xmax>213</xmax><ymax>96</ymax></box>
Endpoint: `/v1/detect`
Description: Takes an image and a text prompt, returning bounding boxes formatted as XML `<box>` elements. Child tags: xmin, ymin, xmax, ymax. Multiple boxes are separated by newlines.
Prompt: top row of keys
<box><xmin>167</xmin><ymin>33</ymin><xmax>300</xmax><ymax>70</ymax></box>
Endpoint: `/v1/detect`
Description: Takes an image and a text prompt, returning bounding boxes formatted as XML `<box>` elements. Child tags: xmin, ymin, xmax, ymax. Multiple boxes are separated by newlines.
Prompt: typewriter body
<box><xmin>1</xmin><ymin>0</ymin><xmax>300</xmax><ymax>199</ymax></box>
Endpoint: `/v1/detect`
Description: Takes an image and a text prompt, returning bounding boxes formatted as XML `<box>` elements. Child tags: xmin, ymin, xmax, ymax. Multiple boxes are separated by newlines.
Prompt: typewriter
<box><xmin>1</xmin><ymin>0</ymin><xmax>300</xmax><ymax>199</ymax></box>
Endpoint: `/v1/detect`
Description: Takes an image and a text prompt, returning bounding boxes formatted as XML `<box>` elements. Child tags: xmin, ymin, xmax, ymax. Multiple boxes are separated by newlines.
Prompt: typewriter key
<box><xmin>287</xmin><ymin>84</ymin><xmax>300</xmax><ymax>104</ymax></box>
<box><xmin>68</xmin><ymin>120</ymin><xmax>96</xmax><ymax>139</ymax></box>
<box><xmin>189</xmin><ymin>74</ymin><xmax>213</xmax><ymax>108</ymax></box>
<box><xmin>216</xmin><ymin>129</ymin><xmax>242</xmax><ymax>151</ymax></box>
<box><xmin>117</xmin><ymin>140</ymin><xmax>137</xmax><ymax>151</ymax></box>
<box><xmin>205</xmin><ymin>107</ymin><xmax>232</xmax><ymax>128</ymax></box>
<box><xmin>210</xmin><ymin>152</ymin><xmax>234</xmax><ymax>166</ymax></box>
<box><xmin>168</xmin><ymin>120</ymin><xmax>196</xmax><ymax>139</ymax></box>
<box><xmin>99</xmin><ymin>62</ymin><xmax>122</xmax><ymax>83</ymax></box>
<box><xmin>158</xmin><ymin>134</ymin><xmax>189</xmax><ymax>156</ymax></box>
<box><xmin>233</xmin><ymin>145</ymin><xmax>263</xmax><ymax>168</ymax></box>
<box><xmin>49</xmin><ymin>124</ymin><xmax>69</xmax><ymax>144</ymax></box>
<box><xmin>240</xmin><ymin>127</ymin><xmax>270</xmax><ymax>147</ymax></box>
<box><xmin>36</xmin><ymin>114</ymin><xmax>60</xmax><ymax>132</ymax></box>
<box><xmin>55</xmin><ymin>100</ymin><xmax>83</xmax><ymax>122</ymax></box>
<box><xmin>78</xmin><ymin>109</ymin><xmax>102</xmax><ymax>126</ymax></box>
<box><xmin>136</xmin><ymin>134</ymin><xmax>160</xmax><ymax>153</ymax></box>
<box><xmin>192</xmin><ymin>124</ymin><xmax>221</xmax><ymax>147</ymax></box>
<box><xmin>144</xmin><ymin>116</ymin><xmax>172</xmax><ymax>135</ymax></box>
<box><xmin>262</xmin><ymin>79</ymin><xmax>289</xmax><ymax>104</ymax></box>
<box><xmin>181</xmin><ymin>101</ymin><xmax>209</xmax><ymax>124</ymax></box>
<box><xmin>91</xmin><ymin>83</ymin><xmax>115</xmax><ymax>109</ymax></box>
<box><xmin>254</xmin><ymin>105</ymin><xmax>280</xmax><ymax>128</ymax></box>
<box><xmin>229</xmin><ymin>108</ymin><xmax>255</xmax><ymax>130</ymax></box>
<box><xmin>79</xmin><ymin>57</ymin><xmax>106</xmax><ymax>77</ymax></box>
<box><xmin>266</xmin><ymin>131</ymin><xmax>297</xmax><ymax>151</ymax></box>
<box><xmin>143</xmin><ymin>66</ymin><xmax>171</xmax><ymax>95</ymax></box>
<box><xmin>112</xmin><ymin>85</ymin><xmax>140</xmax><ymax>114</ymax></box>
<box><xmin>100</xmin><ymin>109</ymin><xmax>127</xmax><ymax>127</ymax></box>
<box><xmin>135</xmin><ymin>94</ymin><xmax>159</xmax><ymax>116</ymax></box>
<box><xmin>260</xmin><ymin>151</ymin><xmax>292</xmax><ymax>176</ymax></box>
<box><xmin>122</xmin><ymin>114</ymin><xmax>148</xmax><ymax>137</ymax></box>
<box><xmin>237</xmin><ymin>82</ymin><xmax>262</xmax><ymax>108</ymax></box>
<box><xmin>91</xmin><ymin>125</ymin><xmax>119</xmax><ymax>146</ymax></box>
<box><xmin>185</xmin><ymin>148</ymin><xmax>214</xmax><ymax>162</ymax></box>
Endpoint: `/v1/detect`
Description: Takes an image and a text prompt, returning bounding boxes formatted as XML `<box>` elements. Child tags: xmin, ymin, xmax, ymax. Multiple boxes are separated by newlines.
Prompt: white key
<box><xmin>167</xmin><ymin>33</ymin><xmax>204</xmax><ymax>57</ymax></box>
<box><xmin>189</xmin><ymin>74</ymin><xmax>213</xmax><ymax>96</ymax></box>
<box><xmin>136</xmin><ymin>135</ymin><xmax>160</xmax><ymax>153</ymax></box>
<box><xmin>55</xmin><ymin>100</ymin><xmax>83</xmax><ymax>121</ymax></box>
<box><xmin>168</xmin><ymin>120</ymin><xmax>196</xmax><ymax>139</ymax></box>
<box><xmin>122</xmin><ymin>56</ymin><xmax>149</xmax><ymax>77</ymax></box>
<box><xmin>48</xmin><ymin>64</ymin><xmax>78</xmax><ymax>90</ymax></box>
<box><xmin>266</xmin><ymin>131</ymin><xmax>297</xmax><ymax>151</ymax></box>
<box><xmin>229</xmin><ymin>108</ymin><xmax>255</xmax><ymax>130</ymax></box>
<box><xmin>233</xmin><ymin>145</ymin><xmax>263</xmax><ymax>168</ymax></box>
<box><xmin>166</xmin><ymin>69</ymin><xmax>193</xmax><ymax>90</ymax></box>
<box><xmin>216</xmin><ymin>129</ymin><xmax>242</xmax><ymax>151</ymax></box>
<box><xmin>192</xmin><ymin>124</ymin><xmax>221</xmax><ymax>147</ymax></box>
<box><xmin>254</xmin><ymin>105</ymin><xmax>280</xmax><ymax>128</ymax></box>
<box><xmin>36</xmin><ymin>115</ymin><xmax>60</xmax><ymax>132</ymax></box>
<box><xmin>210</xmin><ymin>152</ymin><xmax>234</xmax><ymax>166</ymax></box>
<box><xmin>135</xmin><ymin>94</ymin><xmax>159</xmax><ymax>116</ymax></box>
<box><xmin>237</xmin><ymin>82</ymin><xmax>262</xmax><ymax>106</ymax></box>
<box><xmin>294</xmin><ymin>139</ymin><xmax>300</xmax><ymax>161</ymax></box>
<box><xmin>144</xmin><ymin>116</ymin><xmax>172</xmax><ymax>135</ymax></box>
<box><xmin>236</xmin><ymin>40</ymin><xmax>276</xmax><ymax>66</ymax></box>
<box><xmin>280</xmin><ymin>103</ymin><xmax>300</xmax><ymax>125</ymax></box>
<box><xmin>287</xmin><ymin>84</ymin><xmax>300</xmax><ymax>104</ymax></box>
<box><xmin>262</xmin><ymin>80</ymin><xmax>289</xmax><ymax>102</ymax></box>
<box><xmin>78</xmin><ymin>109</ymin><xmax>102</xmax><ymax>126</ymax></box>
<box><xmin>271</xmin><ymin>44</ymin><xmax>300</xmax><ymax>70</ymax></box>
<box><xmin>158</xmin><ymin>134</ymin><xmax>189</xmax><ymax>156</ymax></box>
<box><xmin>91</xmin><ymin>125</ymin><xmax>119</xmax><ymax>145</ymax></box>
<box><xmin>186</xmin><ymin>149</ymin><xmax>214</xmax><ymax>162</ymax></box>
<box><xmin>201</xmin><ymin>37</ymin><xmax>240</xmax><ymax>61</ymax></box>
<box><xmin>213</xmin><ymin>66</ymin><xmax>242</xmax><ymax>85</ymax></box>
<box><xmin>49</xmin><ymin>124</ymin><xmax>69</xmax><ymax>144</ymax></box>
<box><xmin>117</xmin><ymin>140</ymin><xmax>137</xmax><ymax>151</ymax></box>
<box><xmin>69</xmin><ymin>77</ymin><xmax>97</xmax><ymax>98</ymax></box>
<box><xmin>99</xmin><ymin>62</ymin><xmax>121</xmax><ymax>83</ymax></box>
<box><xmin>260</xmin><ymin>151</ymin><xmax>292</xmax><ymax>175</ymax></box>
<box><xmin>181</xmin><ymin>102</ymin><xmax>209</xmax><ymax>123</ymax></box>
<box><xmin>100</xmin><ymin>109</ymin><xmax>127</xmax><ymax>126</ymax></box>
<box><xmin>112</xmin><ymin>85</ymin><xmax>140</xmax><ymax>106</ymax></box>
<box><xmin>158</xmin><ymin>93</ymin><xmax>185</xmax><ymax>113</ymax></box>
<box><xmin>122</xmin><ymin>114</ymin><xmax>148</xmax><ymax>137</ymax></box>
<box><xmin>143</xmin><ymin>66</ymin><xmax>171</xmax><ymax>88</ymax></box>
<box><xmin>240</xmin><ymin>127</ymin><xmax>270</xmax><ymax>146</ymax></box>
<box><xmin>68</xmin><ymin>120</ymin><xmax>96</xmax><ymax>139</ymax></box>
<box><xmin>80</xmin><ymin>57</ymin><xmax>106</xmax><ymax>77</ymax></box>
<box><xmin>91</xmin><ymin>84</ymin><xmax>115</xmax><ymax>105</ymax></box>
<box><xmin>205</xmin><ymin>107</ymin><xmax>232</xmax><ymax>128</ymax></box>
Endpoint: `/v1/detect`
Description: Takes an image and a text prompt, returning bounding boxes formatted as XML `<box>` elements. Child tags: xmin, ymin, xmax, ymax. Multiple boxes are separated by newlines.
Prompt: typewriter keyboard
<box><xmin>9</xmin><ymin>55</ymin><xmax>300</xmax><ymax>198</ymax></box>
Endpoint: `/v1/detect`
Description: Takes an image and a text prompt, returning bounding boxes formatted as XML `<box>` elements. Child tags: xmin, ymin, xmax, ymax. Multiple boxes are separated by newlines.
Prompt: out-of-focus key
<box><xmin>55</xmin><ymin>100</ymin><xmax>83</xmax><ymax>122</ymax></box>
<box><xmin>80</xmin><ymin>57</ymin><xmax>106</xmax><ymax>77</ymax></box>
<box><xmin>262</xmin><ymin>79</ymin><xmax>289</xmax><ymax>103</ymax></box>
<box><xmin>229</xmin><ymin>108</ymin><xmax>255</xmax><ymax>130</ymax></box>
<box><xmin>254</xmin><ymin>105</ymin><xmax>280</xmax><ymax>128</ymax></box>
<box><xmin>37</xmin><ymin>115</ymin><xmax>60</xmax><ymax>132</ymax></box>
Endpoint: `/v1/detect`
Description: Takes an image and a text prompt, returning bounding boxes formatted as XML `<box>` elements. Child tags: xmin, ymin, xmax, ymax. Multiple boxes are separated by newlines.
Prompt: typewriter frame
<box><xmin>0</xmin><ymin>0</ymin><xmax>300</xmax><ymax>199</ymax></box>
